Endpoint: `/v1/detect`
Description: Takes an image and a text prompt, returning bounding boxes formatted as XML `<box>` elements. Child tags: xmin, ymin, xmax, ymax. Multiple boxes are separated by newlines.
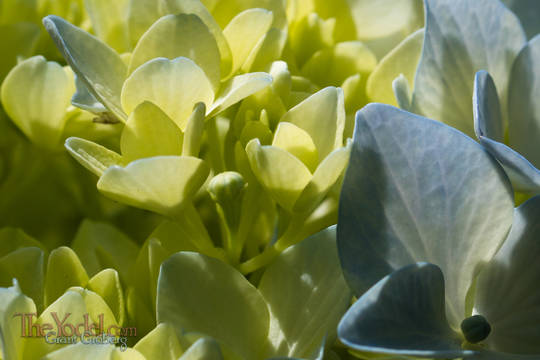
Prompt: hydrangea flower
<box><xmin>337</xmin><ymin>104</ymin><xmax>540</xmax><ymax>359</ymax></box>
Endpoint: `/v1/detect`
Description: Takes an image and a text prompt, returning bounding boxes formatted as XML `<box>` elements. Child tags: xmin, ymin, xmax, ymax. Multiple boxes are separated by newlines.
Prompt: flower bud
<box><xmin>460</xmin><ymin>315</ymin><xmax>491</xmax><ymax>344</ymax></box>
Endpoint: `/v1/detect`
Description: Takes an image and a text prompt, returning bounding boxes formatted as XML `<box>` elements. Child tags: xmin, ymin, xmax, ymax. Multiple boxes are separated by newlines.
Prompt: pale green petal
<box><xmin>134</xmin><ymin>322</ymin><xmax>183</xmax><ymax>360</ymax></box>
<box><xmin>84</xmin><ymin>0</ymin><xmax>131</xmax><ymax>53</ymax></box>
<box><xmin>410</xmin><ymin>0</ymin><xmax>526</xmax><ymax>137</ymax></box>
<box><xmin>207</xmin><ymin>72</ymin><xmax>272</xmax><ymax>116</ymax></box>
<box><xmin>71</xmin><ymin>219</ymin><xmax>138</xmax><ymax>280</ymax></box>
<box><xmin>1</xmin><ymin>56</ymin><xmax>72</xmax><ymax>149</ymax></box>
<box><xmin>293</xmin><ymin>143</ymin><xmax>350</xmax><ymax>214</ymax></box>
<box><xmin>367</xmin><ymin>29</ymin><xmax>424</xmax><ymax>107</ymax></box>
<box><xmin>160</xmin><ymin>0</ymin><xmax>233</xmax><ymax>78</ymax></box>
<box><xmin>179</xmin><ymin>338</ymin><xmax>223</xmax><ymax>360</ymax></box>
<box><xmin>508</xmin><ymin>35</ymin><xmax>540</xmax><ymax>169</ymax></box>
<box><xmin>97</xmin><ymin>156</ymin><xmax>210</xmax><ymax>217</ymax></box>
<box><xmin>272</xmin><ymin>122</ymin><xmax>318</xmax><ymax>172</ymax></box>
<box><xmin>242</xmin><ymin>28</ymin><xmax>287</xmax><ymax>72</ymax></box>
<box><xmin>156</xmin><ymin>252</ymin><xmax>270</xmax><ymax>360</ymax></box>
<box><xmin>44</xmin><ymin>247</ymin><xmax>89</xmax><ymax>307</ymax></box>
<box><xmin>210</xmin><ymin>0</ymin><xmax>287</xmax><ymax>30</ymax></box>
<box><xmin>259</xmin><ymin>227</ymin><xmax>352</xmax><ymax>358</ymax></box>
<box><xmin>502</xmin><ymin>0</ymin><xmax>540</xmax><ymax>39</ymax></box>
<box><xmin>280</xmin><ymin>87</ymin><xmax>345</xmax><ymax>160</ymax></box>
<box><xmin>223</xmin><ymin>8</ymin><xmax>273</xmax><ymax>74</ymax></box>
<box><xmin>182</xmin><ymin>103</ymin><xmax>206</xmax><ymax>157</ymax></box>
<box><xmin>43</xmin><ymin>15</ymin><xmax>128</xmax><ymax>121</ymax></box>
<box><xmin>301</xmin><ymin>41</ymin><xmax>377</xmax><ymax>87</ymax></box>
<box><xmin>338</xmin><ymin>104</ymin><xmax>514</xmax><ymax>330</ymax></box>
<box><xmin>87</xmin><ymin>269</ymin><xmax>125</xmax><ymax>326</ymax></box>
<box><xmin>128</xmin><ymin>14</ymin><xmax>221</xmax><ymax>91</ymax></box>
<box><xmin>289</xmin><ymin>12</ymin><xmax>335</xmax><ymax>68</ymax></box>
<box><xmin>121</xmin><ymin>57</ymin><xmax>214</xmax><ymax>130</ymax></box>
<box><xmin>0</xmin><ymin>281</ymin><xmax>36</xmax><ymax>360</ymax></box>
<box><xmin>127</xmin><ymin>0</ymin><xmax>162</xmax><ymax>47</ymax></box>
<box><xmin>246</xmin><ymin>139</ymin><xmax>312</xmax><ymax>211</ymax></box>
<box><xmin>392</xmin><ymin>74</ymin><xmax>412</xmax><ymax>111</ymax></box>
<box><xmin>0</xmin><ymin>247</ymin><xmax>45</xmax><ymax>311</ymax></box>
<box><xmin>474</xmin><ymin>196</ymin><xmax>540</xmax><ymax>354</ymax></box>
<box><xmin>120</xmin><ymin>101</ymin><xmax>183</xmax><ymax>162</ymax></box>
<box><xmin>346</xmin><ymin>0</ymin><xmax>423</xmax><ymax>58</ymax></box>
<box><xmin>65</xmin><ymin>137</ymin><xmax>123</xmax><ymax>177</ymax></box>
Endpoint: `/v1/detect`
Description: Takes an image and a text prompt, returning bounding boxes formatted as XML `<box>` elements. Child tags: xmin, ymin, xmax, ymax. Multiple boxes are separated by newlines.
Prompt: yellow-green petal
<box><xmin>367</xmin><ymin>28</ymin><xmax>424</xmax><ymax>106</ymax></box>
<box><xmin>97</xmin><ymin>156</ymin><xmax>210</xmax><ymax>217</ymax></box>
<box><xmin>121</xmin><ymin>57</ymin><xmax>214</xmax><ymax>130</ymax></box>
<box><xmin>87</xmin><ymin>269</ymin><xmax>125</xmax><ymax>326</ymax></box>
<box><xmin>128</xmin><ymin>13</ymin><xmax>221</xmax><ymax>91</ymax></box>
<box><xmin>246</xmin><ymin>139</ymin><xmax>312</xmax><ymax>211</ymax></box>
<box><xmin>223</xmin><ymin>8</ymin><xmax>273</xmax><ymax>74</ymax></box>
<box><xmin>1</xmin><ymin>56</ymin><xmax>72</xmax><ymax>149</ymax></box>
<box><xmin>208</xmin><ymin>72</ymin><xmax>272</xmax><ymax>117</ymax></box>
<box><xmin>84</xmin><ymin>0</ymin><xmax>131</xmax><ymax>53</ymax></box>
<box><xmin>160</xmin><ymin>0</ymin><xmax>233</xmax><ymax>78</ymax></box>
<box><xmin>294</xmin><ymin>143</ymin><xmax>351</xmax><ymax>213</ymax></box>
<box><xmin>280</xmin><ymin>87</ymin><xmax>345</xmax><ymax>160</ymax></box>
<box><xmin>121</xmin><ymin>101</ymin><xmax>183</xmax><ymax>162</ymax></box>
<box><xmin>134</xmin><ymin>323</ymin><xmax>184</xmax><ymax>360</ymax></box>
<box><xmin>44</xmin><ymin>247</ymin><xmax>89</xmax><ymax>307</ymax></box>
<box><xmin>272</xmin><ymin>122</ymin><xmax>319</xmax><ymax>172</ymax></box>
<box><xmin>180</xmin><ymin>338</ymin><xmax>224</xmax><ymax>360</ymax></box>
<box><xmin>65</xmin><ymin>137</ymin><xmax>123</xmax><ymax>177</ymax></box>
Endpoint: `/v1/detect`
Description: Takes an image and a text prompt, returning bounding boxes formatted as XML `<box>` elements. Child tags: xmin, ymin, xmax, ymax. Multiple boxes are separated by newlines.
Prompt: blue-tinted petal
<box><xmin>473</xmin><ymin>71</ymin><xmax>504</xmax><ymax>142</ymax></box>
<box><xmin>338</xmin><ymin>104</ymin><xmax>514</xmax><ymax>328</ymax></box>
<box><xmin>479</xmin><ymin>136</ymin><xmax>540</xmax><ymax>194</ymax></box>
<box><xmin>338</xmin><ymin>262</ymin><xmax>473</xmax><ymax>359</ymax></box>
<box><xmin>474</xmin><ymin>195</ymin><xmax>540</xmax><ymax>354</ymax></box>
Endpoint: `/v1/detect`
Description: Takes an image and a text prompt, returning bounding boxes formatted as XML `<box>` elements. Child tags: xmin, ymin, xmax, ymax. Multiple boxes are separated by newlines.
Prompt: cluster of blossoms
<box><xmin>0</xmin><ymin>0</ymin><xmax>539</xmax><ymax>359</ymax></box>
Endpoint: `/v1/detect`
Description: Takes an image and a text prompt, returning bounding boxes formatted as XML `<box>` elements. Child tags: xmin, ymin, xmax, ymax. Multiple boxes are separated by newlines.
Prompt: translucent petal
<box><xmin>410</xmin><ymin>0</ymin><xmax>526</xmax><ymax>137</ymax></box>
<box><xmin>474</xmin><ymin>195</ymin><xmax>540</xmax><ymax>354</ymax></box>
<box><xmin>259</xmin><ymin>227</ymin><xmax>351</xmax><ymax>358</ymax></box>
<box><xmin>121</xmin><ymin>57</ymin><xmax>214</xmax><ymax>130</ymax></box>
<box><xmin>508</xmin><ymin>35</ymin><xmax>540</xmax><ymax>169</ymax></box>
<box><xmin>293</xmin><ymin>144</ymin><xmax>350</xmax><ymax>214</ymax></box>
<box><xmin>207</xmin><ymin>72</ymin><xmax>272</xmax><ymax>117</ymax></box>
<box><xmin>44</xmin><ymin>247</ymin><xmax>88</xmax><ymax>307</ymax></box>
<box><xmin>272</xmin><ymin>122</ymin><xmax>318</xmax><ymax>172</ymax></box>
<box><xmin>127</xmin><ymin>0</ymin><xmax>162</xmax><ymax>48</ymax></box>
<box><xmin>367</xmin><ymin>29</ymin><xmax>424</xmax><ymax>107</ymax></box>
<box><xmin>223</xmin><ymin>8</ymin><xmax>273</xmax><ymax>74</ymax></box>
<box><xmin>0</xmin><ymin>281</ymin><xmax>36</xmax><ymax>360</ymax></box>
<box><xmin>160</xmin><ymin>0</ymin><xmax>233</xmax><ymax>77</ymax></box>
<box><xmin>473</xmin><ymin>71</ymin><xmax>504</xmax><ymax>143</ymax></box>
<box><xmin>280</xmin><ymin>87</ymin><xmax>345</xmax><ymax>160</ymax></box>
<box><xmin>156</xmin><ymin>252</ymin><xmax>270</xmax><ymax>360</ymax></box>
<box><xmin>120</xmin><ymin>101</ymin><xmax>183</xmax><ymax>162</ymax></box>
<box><xmin>246</xmin><ymin>139</ymin><xmax>312</xmax><ymax>211</ymax></box>
<box><xmin>98</xmin><ymin>156</ymin><xmax>209</xmax><ymax>217</ymax></box>
<box><xmin>87</xmin><ymin>269</ymin><xmax>125</xmax><ymax>325</ymax></box>
<box><xmin>338</xmin><ymin>263</ymin><xmax>472</xmax><ymax>359</ymax></box>
<box><xmin>71</xmin><ymin>220</ymin><xmax>138</xmax><ymax>280</ymax></box>
<box><xmin>301</xmin><ymin>41</ymin><xmax>377</xmax><ymax>87</ymax></box>
<box><xmin>84</xmin><ymin>0</ymin><xmax>130</xmax><ymax>53</ymax></box>
<box><xmin>128</xmin><ymin>14</ymin><xmax>221</xmax><ymax>91</ymax></box>
<box><xmin>479</xmin><ymin>136</ymin><xmax>540</xmax><ymax>194</ymax></box>
<box><xmin>134</xmin><ymin>323</ymin><xmax>184</xmax><ymax>360</ymax></box>
<box><xmin>1</xmin><ymin>56</ymin><xmax>72</xmax><ymax>148</ymax></box>
<box><xmin>43</xmin><ymin>15</ymin><xmax>128</xmax><ymax>121</ymax></box>
<box><xmin>179</xmin><ymin>338</ymin><xmax>224</xmax><ymax>360</ymax></box>
<box><xmin>338</xmin><ymin>104</ymin><xmax>514</xmax><ymax>329</ymax></box>
<box><xmin>65</xmin><ymin>137</ymin><xmax>123</xmax><ymax>177</ymax></box>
